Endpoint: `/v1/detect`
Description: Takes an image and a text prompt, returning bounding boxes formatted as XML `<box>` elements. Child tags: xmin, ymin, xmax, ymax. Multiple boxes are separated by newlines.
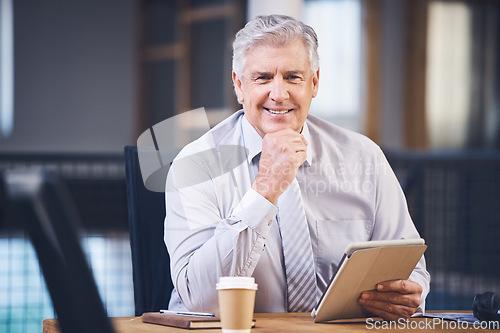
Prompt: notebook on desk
<box><xmin>311</xmin><ymin>238</ymin><xmax>427</xmax><ymax>323</ymax></box>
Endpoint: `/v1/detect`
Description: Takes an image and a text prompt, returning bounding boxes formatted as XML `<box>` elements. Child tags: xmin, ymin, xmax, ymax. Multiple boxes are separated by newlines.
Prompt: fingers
<box><xmin>360</xmin><ymin>303</ymin><xmax>416</xmax><ymax>322</ymax></box>
<box><xmin>266</xmin><ymin>129</ymin><xmax>307</xmax><ymax>154</ymax></box>
<box><xmin>252</xmin><ymin>129</ymin><xmax>308</xmax><ymax>204</ymax></box>
<box><xmin>376</xmin><ymin>279</ymin><xmax>423</xmax><ymax>295</ymax></box>
<box><xmin>359</xmin><ymin>290</ymin><xmax>421</xmax><ymax>309</ymax></box>
<box><xmin>261</xmin><ymin>130</ymin><xmax>307</xmax><ymax>172</ymax></box>
<box><xmin>357</xmin><ymin>280</ymin><xmax>423</xmax><ymax>321</ymax></box>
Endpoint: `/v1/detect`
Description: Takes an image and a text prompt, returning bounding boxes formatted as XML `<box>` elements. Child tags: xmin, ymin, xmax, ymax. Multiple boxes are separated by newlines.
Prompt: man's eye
<box><xmin>256</xmin><ymin>76</ymin><xmax>271</xmax><ymax>81</ymax></box>
<box><xmin>287</xmin><ymin>75</ymin><xmax>302</xmax><ymax>80</ymax></box>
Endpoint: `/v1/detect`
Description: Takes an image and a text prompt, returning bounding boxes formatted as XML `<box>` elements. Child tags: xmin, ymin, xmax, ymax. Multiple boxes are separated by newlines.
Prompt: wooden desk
<box><xmin>43</xmin><ymin>312</ymin><xmax>499</xmax><ymax>332</ymax></box>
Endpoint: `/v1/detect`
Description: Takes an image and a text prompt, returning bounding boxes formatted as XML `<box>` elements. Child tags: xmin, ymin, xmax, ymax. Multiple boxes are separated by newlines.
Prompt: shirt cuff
<box><xmin>232</xmin><ymin>188</ymin><xmax>277</xmax><ymax>236</ymax></box>
<box><xmin>409</xmin><ymin>271</ymin><xmax>430</xmax><ymax>315</ymax></box>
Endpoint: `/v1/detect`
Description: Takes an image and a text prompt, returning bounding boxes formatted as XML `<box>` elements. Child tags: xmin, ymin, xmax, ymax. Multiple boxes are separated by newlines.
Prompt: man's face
<box><xmin>232</xmin><ymin>40</ymin><xmax>319</xmax><ymax>137</ymax></box>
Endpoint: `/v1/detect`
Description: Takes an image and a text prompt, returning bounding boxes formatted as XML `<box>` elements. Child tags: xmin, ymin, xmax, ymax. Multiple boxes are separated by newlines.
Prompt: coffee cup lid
<box><xmin>216</xmin><ymin>276</ymin><xmax>258</xmax><ymax>290</ymax></box>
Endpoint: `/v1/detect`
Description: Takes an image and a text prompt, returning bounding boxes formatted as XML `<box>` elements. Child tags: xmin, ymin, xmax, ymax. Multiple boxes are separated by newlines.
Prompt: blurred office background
<box><xmin>0</xmin><ymin>0</ymin><xmax>499</xmax><ymax>332</ymax></box>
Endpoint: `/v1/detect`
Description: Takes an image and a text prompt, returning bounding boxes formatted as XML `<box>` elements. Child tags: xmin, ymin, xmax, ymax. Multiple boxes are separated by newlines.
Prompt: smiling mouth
<box><xmin>264</xmin><ymin>108</ymin><xmax>293</xmax><ymax>114</ymax></box>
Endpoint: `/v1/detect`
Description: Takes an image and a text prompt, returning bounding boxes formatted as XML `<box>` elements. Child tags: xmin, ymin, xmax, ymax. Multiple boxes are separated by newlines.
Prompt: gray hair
<box><xmin>232</xmin><ymin>15</ymin><xmax>319</xmax><ymax>78</ymax></box>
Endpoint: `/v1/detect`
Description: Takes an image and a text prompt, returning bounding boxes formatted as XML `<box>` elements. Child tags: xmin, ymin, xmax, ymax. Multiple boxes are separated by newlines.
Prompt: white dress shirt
<box><xmin>164</xmin><ymin>109</ymin><xmax>430</xmax><ymax>314</ymax></box>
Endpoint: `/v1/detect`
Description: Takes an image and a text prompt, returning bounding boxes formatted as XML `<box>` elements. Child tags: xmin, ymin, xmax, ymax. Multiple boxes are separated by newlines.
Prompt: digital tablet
<box><xmin>311</xmin><ymin>238</ymin><xmax>427</xmax><ymax>322</ymax></box>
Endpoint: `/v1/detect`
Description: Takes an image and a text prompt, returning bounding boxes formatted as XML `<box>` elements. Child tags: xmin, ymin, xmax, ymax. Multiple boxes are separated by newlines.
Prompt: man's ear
<box><xmin>232</xmin><ymin>71</ymin><xmax>244</xmax><ymax>103</ymax></box>
<box><xmin>312</xmin><ymin>68</ymin><xmax>320</xmax><ymax>98</ymax></box>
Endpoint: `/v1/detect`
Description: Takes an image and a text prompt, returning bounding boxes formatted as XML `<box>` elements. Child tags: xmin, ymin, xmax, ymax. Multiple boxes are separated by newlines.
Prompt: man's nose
<box><xmin>269</xmin><ymin>78</ymin><xmax>289</xmax><ymax>102</ymax></box>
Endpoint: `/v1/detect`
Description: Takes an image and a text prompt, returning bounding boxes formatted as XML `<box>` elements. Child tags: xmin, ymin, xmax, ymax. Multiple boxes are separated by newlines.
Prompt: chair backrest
<box><xmin>4</xmin><ymin>168</ymin><xmax>114</xmax><ymax>333</ymax></box>
<box><xmin>124</xmin><ymin>146</ymin><xmax>174</xmax><ymax>316</ymax></box>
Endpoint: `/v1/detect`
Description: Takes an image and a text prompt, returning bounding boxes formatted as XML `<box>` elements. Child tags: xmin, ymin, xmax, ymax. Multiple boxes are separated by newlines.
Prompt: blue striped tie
<box><xmin>277</xmin><ymin>178</ymin><xmax>317</xmax><ymax>312</ymax></box>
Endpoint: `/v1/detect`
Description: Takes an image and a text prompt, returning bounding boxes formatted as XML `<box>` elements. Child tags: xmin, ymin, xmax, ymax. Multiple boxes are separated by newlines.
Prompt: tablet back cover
<box><xmin>313</xmin><ymin>244</ymin><xmax>427</xmax><ymax>322</ymax></box>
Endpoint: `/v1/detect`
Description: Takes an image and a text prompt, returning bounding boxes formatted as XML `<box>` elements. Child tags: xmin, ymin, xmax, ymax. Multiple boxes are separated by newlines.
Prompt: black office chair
<box><xmin>3</xmin><ymin>168</ymin><xmax>114</xmax><ymax>333</ymax></box>
<box><xmin>124</xmin><ymin>146</ymin><xmax>174</xmax><ymax>316</ymax></box>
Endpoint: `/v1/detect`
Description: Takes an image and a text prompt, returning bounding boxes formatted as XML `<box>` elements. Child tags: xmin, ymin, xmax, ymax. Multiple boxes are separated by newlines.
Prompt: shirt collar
<box><xmin>241</xmin><ymin>113</ymin><xmax>313</xmax><ymax>167</ymax></box>
<box><xmin>301</xmin><ymin>121</ymin><xmax>312</xmax><ymax>167</ymax></box>
<box><xmin>242</xmin><ymin>114</ymin><xmax>263</xmax><ymax>164</ymax></box>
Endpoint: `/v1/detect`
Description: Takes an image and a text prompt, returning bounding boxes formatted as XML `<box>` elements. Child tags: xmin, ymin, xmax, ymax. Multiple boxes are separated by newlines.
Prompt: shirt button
<box><xmin>268</xmin><ymin>220</ymin><xmax>272</xmax><ymax>226</ymax></box>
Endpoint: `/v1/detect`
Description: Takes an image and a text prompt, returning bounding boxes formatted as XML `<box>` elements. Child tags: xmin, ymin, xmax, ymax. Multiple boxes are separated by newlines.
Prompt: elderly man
<box><xmin>164</xmin><ymin>15</ymin><xmax>430</xmax><ymax>321</ymax></box>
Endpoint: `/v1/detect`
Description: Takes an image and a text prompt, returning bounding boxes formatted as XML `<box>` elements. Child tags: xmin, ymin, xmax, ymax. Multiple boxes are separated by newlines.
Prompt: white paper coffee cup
<box><xmin>216</xmin><ymin>277</ymin><xmax>258</xmax><ymax>333</ymax></box>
